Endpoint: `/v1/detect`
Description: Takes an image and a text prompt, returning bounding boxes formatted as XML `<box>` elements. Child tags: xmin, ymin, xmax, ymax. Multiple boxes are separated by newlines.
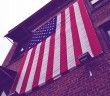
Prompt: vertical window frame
<box><xmin>101</xmin><ymin>21</ymin><xmax>110</xmax><ymax>49</ymax></box>
<box><xmin>88</xmin><ymin>0</ymin><xmax>109</xmax><ymax>11</ymax></box>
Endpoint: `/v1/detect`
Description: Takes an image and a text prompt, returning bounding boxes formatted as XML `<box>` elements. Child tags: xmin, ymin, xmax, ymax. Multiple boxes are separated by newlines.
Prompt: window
<box><xmin>89</xmin><ymin>0</ymin><xmax>109</xmax><ymax>10</ymax></box>
<box><xmin>1</xmin><ymin>91</ymin><xmax>6</xmax><ymax>96</ymax></box>
<box><xmin>90</xmin><ymin>0</ymin><xmax>103</xmax><ymax>5</ymax></box>
<box><xmin>107</xmin><ymin>30</ymin><xmax>110</xmax><ymax>37</ymax></box>
<box><xmin>101</xmin><ymin>21</ymin><xmax>110</xmax><ymax>49</ymax></box>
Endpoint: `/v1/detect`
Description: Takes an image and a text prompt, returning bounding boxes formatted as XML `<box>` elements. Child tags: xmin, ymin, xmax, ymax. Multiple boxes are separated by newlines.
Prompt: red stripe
<box><xmin>20</xmin><ymin>46</ymin><xmax>37</xmax><ymax>94</ymax></box>
<box><xmin>11</xmin><ymin>52</ymin><xmax>28</xmax><ymax>93</ymax></box>
<box><xmin>32</xmin><ymin>41</ymin><xmax>46</xmax><ymax>88</ymax></box>
<box><xmin>46</xmin><ymin>34</ymin><xmax>55</xmax><ymax>81</ymax></box>
<box><xmin>69</xmin><ymin>5</ymin><xmax>82</xmax><ymax>65</ymax></box>
<box><xmin>60</xmin><ymin>11</ymin><xmax>68</xmax><ymax>73</ymax></box>
<box><xmin>78</xmin><ymin>0</ymin><xmax>102</xmax><ymax>56</ymax></box>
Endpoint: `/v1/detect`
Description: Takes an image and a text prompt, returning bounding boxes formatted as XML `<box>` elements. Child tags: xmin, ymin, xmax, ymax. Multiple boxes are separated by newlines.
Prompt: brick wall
<box><xmin>7</xmin><ymin>58</ymin><xmax>22</xmax><ymax>71</ymax></box>
<box><xmin>25</xmin><ymin>56</ymin><xmax>110</xmax><ymax>96</ymax></box>
<box><xmin>2</xmin><ymin>43</ymin><xmax>17</xmax><ymax>67</ymax></box>
<box><xmin>4</xmin><ymin>0</ymin><xmax>110</xmax><ymax>96</ymax></box>
<box><xmin>2</xmin><ymin>42</ymin><xmax>21</xmax><ymax>72</ymax></box>
<box><xmin>91</xmin><ymin>2</ymin><xmax>110</xmax><ymax>25</ymax></box>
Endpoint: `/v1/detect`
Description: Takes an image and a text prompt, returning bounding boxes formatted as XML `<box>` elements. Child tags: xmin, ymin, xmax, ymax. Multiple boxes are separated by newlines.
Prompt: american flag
<box><xmin>11</xmin><ymin>0</ymin><xmax>102</xmax><ymax>94</ymax></box>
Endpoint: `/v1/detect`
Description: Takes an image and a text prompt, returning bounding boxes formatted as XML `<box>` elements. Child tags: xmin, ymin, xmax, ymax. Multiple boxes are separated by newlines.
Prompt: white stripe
<box><xmin>65</xmin><ymin>8</ymin><xmax>76</xmax><ymax>69</ymax></box>
<box><xmin>38</xmin><ymin>37</ymin><xmax>51</xmax><ymax>85</ymax></box>
<box><xmin>53</xmin><ymin>14</ymin><xmax>61</xmax><ymax>77</ymax></box>
<box><xmin>74</xmin><ymin>2</ymin><xmax>93</xmax><ymax>57</ymax></box>
<box><xmin>25</xmin><ymin>43</ymin><xmax>41</xmax><ymax>92</ymax></box>
<box><xmin>16</xmin><ymin>49</ymin><xmax>33</xmax><ymax>93</ymax></box>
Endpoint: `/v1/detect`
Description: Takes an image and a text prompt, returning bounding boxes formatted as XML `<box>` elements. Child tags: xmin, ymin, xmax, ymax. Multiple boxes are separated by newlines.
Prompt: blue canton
<box><xmin>26</xmin><ymin>16</ymin><xmax>57</xmax><ymax>50</ymax></box>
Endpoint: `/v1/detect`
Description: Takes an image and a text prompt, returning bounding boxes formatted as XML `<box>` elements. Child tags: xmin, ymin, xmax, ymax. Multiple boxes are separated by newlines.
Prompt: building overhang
<box><xmin>0</xmin><ymin>66</ymin><xmax>17</xmax><ymax>85</ymax></box>
<box><xmin>4</xmin><ymin>26</ymin><xmax>31</xmax><ymax>43</ymax></box>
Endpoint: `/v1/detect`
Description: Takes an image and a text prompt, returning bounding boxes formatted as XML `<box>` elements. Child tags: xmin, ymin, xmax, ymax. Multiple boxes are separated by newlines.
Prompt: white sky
<box><xmin>0</xmin><ymin>0</ymin><xmax>50</xmax><ymax>65</ymax></box>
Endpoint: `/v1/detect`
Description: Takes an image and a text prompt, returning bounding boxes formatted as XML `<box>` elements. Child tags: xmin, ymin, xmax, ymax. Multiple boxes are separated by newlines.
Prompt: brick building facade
<box><xmin>1</xmin><ymin>0</ymin><xmax>110</xmax><ymax>96</ymax></box>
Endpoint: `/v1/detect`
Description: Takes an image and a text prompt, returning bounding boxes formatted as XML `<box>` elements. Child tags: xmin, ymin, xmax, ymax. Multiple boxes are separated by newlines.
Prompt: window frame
<box><xmin>89</xmin><ymin>0</ymin><xmax>109</xmax><ymax>11</ymax></box>
<box><xmin>101</xmin><ymin>20</ymin><xmax>110</xmax><ymax>49</ymax></box>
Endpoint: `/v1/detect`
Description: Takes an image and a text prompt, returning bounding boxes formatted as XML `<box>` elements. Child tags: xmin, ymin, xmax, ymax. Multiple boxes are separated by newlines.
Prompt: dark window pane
<box><xmin>101</xmin><ymin>21</ymin><xmax>110</xmax><ymax>49</ymax></box>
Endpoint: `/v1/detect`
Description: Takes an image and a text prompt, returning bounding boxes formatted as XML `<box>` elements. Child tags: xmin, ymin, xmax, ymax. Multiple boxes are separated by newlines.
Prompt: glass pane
<box><xmin>91</xmin><ymin>0</ymin><xmax>100</xmax><ymax>4</ymax></box>
<box><xmin>1</xmin><ymin>91</ymin><xmax>6</xmax><ymax>96</ymax></box>
<box><xmin>107</xmin><ymin>30</ymin><xmax>110</xmax><ymax>36</ymax></box>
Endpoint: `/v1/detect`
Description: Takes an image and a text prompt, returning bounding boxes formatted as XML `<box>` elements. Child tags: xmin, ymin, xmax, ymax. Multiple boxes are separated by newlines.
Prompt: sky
<box><xmin>0</xmin><ymin>0</ymin><xmax>50</xmax><ymax>65</ymax></box>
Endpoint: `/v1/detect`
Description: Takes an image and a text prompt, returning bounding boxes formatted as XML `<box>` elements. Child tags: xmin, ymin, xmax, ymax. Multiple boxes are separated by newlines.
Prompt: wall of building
<box><xmin>3</xmin><ymin>0</ymin><xmax>110</xmax><ymax>96</ymax></box>
<box><xmin>2</xmin><ymin>43</ymin><xmax>17</xmax><ymax>67</ymax></box>
<box><xmin>2</xmin><ymin>42</ymin><xmax>21</xmax><ymax>72</ymax></box>
<box><xmin>26</xmin><ymin>57</ymin><xmax>110</xmax><ymax>96</ymax></box>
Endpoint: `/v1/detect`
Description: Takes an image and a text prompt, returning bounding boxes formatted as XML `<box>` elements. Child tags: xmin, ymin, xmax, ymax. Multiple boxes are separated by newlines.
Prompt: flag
<box><xmin>11</xmin><ymin>0</ymin><xmax>103</xmax><ymax>94</ymax></box>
